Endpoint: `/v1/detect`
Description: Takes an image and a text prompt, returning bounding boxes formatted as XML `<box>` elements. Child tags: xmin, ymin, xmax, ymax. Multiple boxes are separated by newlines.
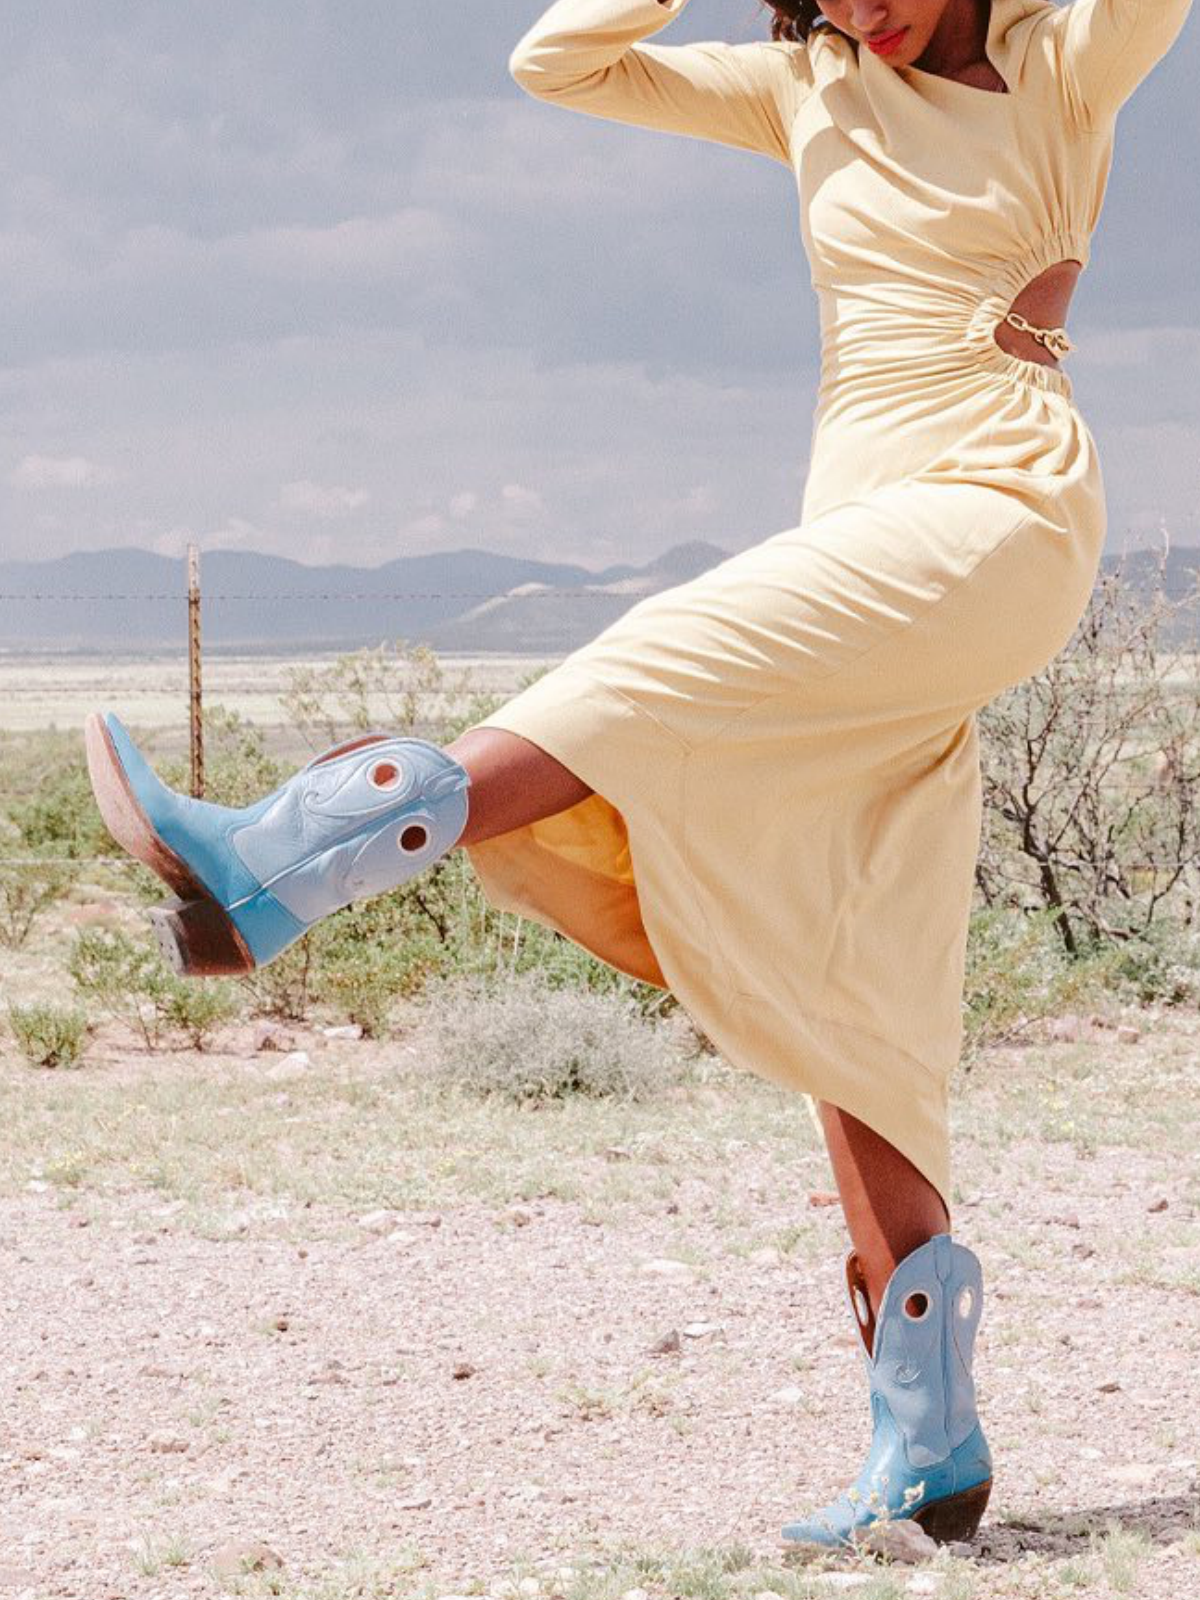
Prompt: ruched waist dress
<box><xmin>464</xmin><ymin>0</ymin><xmax>1193</xmax><ymax>1211</ymax></box>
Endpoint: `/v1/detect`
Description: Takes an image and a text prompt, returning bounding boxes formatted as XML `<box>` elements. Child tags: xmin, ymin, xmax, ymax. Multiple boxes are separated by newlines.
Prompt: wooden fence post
<box><xmin>187</xmin><ymin>543</ymin><xmax>204</xmax><ymax>799</ymax></box>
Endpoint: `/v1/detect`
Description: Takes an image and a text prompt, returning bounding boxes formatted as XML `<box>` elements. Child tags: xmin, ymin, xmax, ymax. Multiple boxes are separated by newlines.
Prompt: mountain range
<box><xmin>1</xmin><ymin>540</ymin><xmax>1198</xmax><ymax>653</ymax></box>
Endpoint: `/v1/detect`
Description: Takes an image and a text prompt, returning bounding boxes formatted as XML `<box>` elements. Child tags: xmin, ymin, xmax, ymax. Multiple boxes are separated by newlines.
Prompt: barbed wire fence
<box><xmin>0</xmin><ymin>541</ymin><xmax>638</xmax><ymax>880</ymax></box>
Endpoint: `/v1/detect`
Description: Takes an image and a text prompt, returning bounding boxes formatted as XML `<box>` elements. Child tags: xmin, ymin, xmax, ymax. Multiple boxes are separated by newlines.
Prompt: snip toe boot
<box><xmin>781</xmin><ymin>1232</ymin><xmax>993</xmax><ymax>1553</ymax></box>
<box><xmin>85</xmin><ymin>711</ymin><xmax>471</xmax><ymax>977</ymax></box>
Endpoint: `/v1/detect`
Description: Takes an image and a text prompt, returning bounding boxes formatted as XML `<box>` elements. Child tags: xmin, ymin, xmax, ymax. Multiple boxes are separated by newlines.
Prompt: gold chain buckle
<box><xmin>1002</xmin><ymin>311</ymin><xmax>1074</xmax><ymax>359</ymax></box>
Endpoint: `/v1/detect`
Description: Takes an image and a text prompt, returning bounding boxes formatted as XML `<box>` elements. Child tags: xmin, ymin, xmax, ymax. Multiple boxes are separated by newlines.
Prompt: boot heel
<box><xmin>911</xmin><ymin>1477</ymin><xmax>992</xmax><ymax>1543</ymax></box>
<box><xmin>148</xmin><ymin>896</ymin><xmax>255</xmax><ymax>978</ymax></box>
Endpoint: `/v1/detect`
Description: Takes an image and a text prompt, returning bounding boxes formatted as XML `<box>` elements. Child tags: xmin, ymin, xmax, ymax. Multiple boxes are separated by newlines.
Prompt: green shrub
<box><xmin>67</xmin><ymin>925</ymin><xmax>240</xmax><ymax>1050</ymax></box>
<box><xmin>7</xmin><ymin>1002</ymin><xmax>89</xmax><ymax>1068</ymax></box>
<box><xmin>961</xmin><ymin>905</ymin><xmax>1113</xmax><ymax>1060</ymax></box>
<box><xmin>410</xmin><ymin>968</ymin><xmax>686</xmax><ymax>1104</ymax></box>
<box><xmin>158</xmin><ymin>979</ymin><xmax>242</xmax><ymax>1050</ymax></box>
<box><xmin>0</xmin><ymin>858</ymin><xmax>73</xmax><ymax>948</ymax></box>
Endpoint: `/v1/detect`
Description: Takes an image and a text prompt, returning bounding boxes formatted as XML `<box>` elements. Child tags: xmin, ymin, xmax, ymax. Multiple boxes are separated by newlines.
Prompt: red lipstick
<box><xmin>865</xmin><ymin>27</ymin><xmax>908</xmax><ymax>55</ymax></box>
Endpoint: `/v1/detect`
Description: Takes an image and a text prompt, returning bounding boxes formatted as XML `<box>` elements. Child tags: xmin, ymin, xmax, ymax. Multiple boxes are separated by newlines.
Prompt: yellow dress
<box><xmin>463</xmin><ymin>0</ymin><xmax>1193</xmax><ymax>1212</ymax></box>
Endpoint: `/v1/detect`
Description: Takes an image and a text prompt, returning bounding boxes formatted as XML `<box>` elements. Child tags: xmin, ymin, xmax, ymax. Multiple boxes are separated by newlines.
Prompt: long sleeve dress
<box><xmin>462</xmin><ymin>0</ymin><xmax>1193</xmax><ymax>1212</ymax></box>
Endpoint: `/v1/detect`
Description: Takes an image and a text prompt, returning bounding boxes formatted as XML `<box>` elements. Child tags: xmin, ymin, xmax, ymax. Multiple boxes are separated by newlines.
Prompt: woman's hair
<box><xmin>761</xmin><ymin>2</ymin><xmax>834</xmax><ymax>43</ymax></box>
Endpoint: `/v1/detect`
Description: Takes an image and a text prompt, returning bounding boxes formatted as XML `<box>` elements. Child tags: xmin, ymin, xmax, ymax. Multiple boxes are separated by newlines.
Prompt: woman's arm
<box><xmin>1047</xmin><ymin>0</ymin><xmax>1193</xmax><ymax>128</ymax></box>
<box><xmin>507</xmin><ymin>0</ymin><xmax>805</xmax><ymax>167</ymax></box>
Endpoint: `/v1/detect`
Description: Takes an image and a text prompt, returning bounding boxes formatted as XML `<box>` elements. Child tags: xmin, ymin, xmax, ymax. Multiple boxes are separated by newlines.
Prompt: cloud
<box><xmin>500</xmin><ymin>482</ymin><xmax>543</xmax><ymax>515</ymax></box>
<box><xmin>8</xmin><ymin>454</ymin><xmax>118</xmax><ymax>488</ymax></box>
<box><xmin>448</xmin><ymin>490</ymin><xmax>477</xmax><ymax>518</ymax></box>
<box><xmin>279</xmin><ymin>479</ymin><xmax>370</xmax><ymax>517</ymax></box>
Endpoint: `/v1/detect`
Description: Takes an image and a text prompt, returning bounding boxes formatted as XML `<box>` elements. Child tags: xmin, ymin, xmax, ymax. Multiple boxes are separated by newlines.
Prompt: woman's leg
<box><xmin>446</xmin><ymin>727</ymin><xmax>594</xmax><ymax>848</ymax></box>
<box><xmin>816</xmin><ymin>1099</ymin><xmax>951</xmax><ymax>1324</ymax></box>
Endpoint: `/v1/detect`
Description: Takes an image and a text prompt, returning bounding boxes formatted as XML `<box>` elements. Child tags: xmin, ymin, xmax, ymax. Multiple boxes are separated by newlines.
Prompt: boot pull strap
<box><xmin>844</xmin><ymin>1250</ymin><xmax>876</xmax><ymax>1360</ymax></box>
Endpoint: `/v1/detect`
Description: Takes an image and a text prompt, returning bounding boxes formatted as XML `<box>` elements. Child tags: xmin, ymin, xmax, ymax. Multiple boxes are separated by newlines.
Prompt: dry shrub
<box><xmin>410</xmin><ymin>969</ymin><xmax>687</xmax><ymax>1104</ymax></box>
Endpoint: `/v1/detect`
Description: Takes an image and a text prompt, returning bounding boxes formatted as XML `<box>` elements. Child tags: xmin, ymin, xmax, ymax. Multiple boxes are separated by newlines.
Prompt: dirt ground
<box><xmin>1</xmin><ymin>988</ymin><xmax>1198</xmax><ymax>1600</ymax></box>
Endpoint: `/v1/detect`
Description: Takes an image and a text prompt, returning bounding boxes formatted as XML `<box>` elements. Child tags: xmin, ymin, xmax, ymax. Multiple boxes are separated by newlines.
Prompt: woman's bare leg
<box><xmin>445</xmin><ymin>727</ymin><xmax>594</xmax><ymax>848</ymax></box>
<box><xmin>817</xmin><ymin>1099</ymin><xmax>951</xmax><ymax>1323</ymax></box>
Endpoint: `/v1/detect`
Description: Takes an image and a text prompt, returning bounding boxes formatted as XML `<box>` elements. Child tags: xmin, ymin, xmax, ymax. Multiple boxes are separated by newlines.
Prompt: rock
<box><xmin>0</xmin><ymin>1568</ymin><xmax>39</xmax><ymax>1590</ymax></box>
<box><xmin>357</xmin><ymin>1209</ymin><xmax>398</xmax><ymax>1234</ymax></box>
<box><xmin>1046</xmin><ymin>1014</ymin><xmax>1083</xmax><ymax>1043</ymax></box>
<box><xmin>209</xmin><ymin>1540</ymin><xmax>284</xmax><ymax>1580</ymax></box>
<box><xmin>1107</xmin><ymin>1463</ymin><xmax>1157</xmax><ymax>1487</ymax></box>
<box><xmin>1148</xmin><ymin>1198</ymin><xmax>1169</xmax><ymax>1213</ymax></box>
<box><xmin>504</xmin><ymin>1206</ymin><xmax>535</xmax><ymax>1227</ymax></box>
<box><xmin>619</xmin><ymin>1590</ymin><xmax>649</xmax><ymax>1600</ymax></box>
<box><xmin>252</xmin><ymin>1022</ymin><xmax>293</xmax><ymax>1052</ymax></box>
<box><xmin>906</xmin><ymin>1575</ymin><xmax>940</xmax><ymax>1594</ymax></box>
<box><xmin>1098</xmin><ymin>1380</ymin><xmax>1122</xmax><ymax>1393</ymax></box>
<box><xmin>265</xmin><ymin>1050</ymin><xmax>310</xmax><ymax>1081</ymax></box>
<box><xmin>147</xmin><ymin>1432</ymin><xmax>189</xmax><ymax>1453</ymax></box>
<box><xmin>861</xmin><ymin>1517</ymin><xmax>939</xmax><ymax>1562</ymax></box>
<box><xmin>396</xmin><ymin>1492</ymin><xmax>433</xmax><ymax>1510</ymax></box>
<box><xmin>1116</xmin><ymin>1025</ymin><xmax>1141</xmax><ymax>1044</ymax></box>
<box><xmin>321</xmin><ymin>1023</ymin><xmax>364</xmax><ymax>1039</ymax></box>
<box><xmin>649</xmin><ymin>1329</ymin><xmax>682</xmax><ymax>1356</ymax></box>
<box><xmin>681</xmin><ymin>1322</ymin><xmax>723</xmax><ymax>1339</ymax></box>
<box><xmin>639</xmin><ymin>1258</ymin><xmax>694</xmax><ymax>1277</ymax></box>
<box><xmin>808</xmin><ymin>1190</ymin><xmax>841</xmax><ymax>1207</ymax></box>
<box><xmin>452</xmin><ymin>1362</ymin><xmax>477</xmax><ymax>1380</ymax></box>
<box><xmin>773</xmin><ymin>1385</ymin><xmax>805</xmax><ymax>1406</ymax></box>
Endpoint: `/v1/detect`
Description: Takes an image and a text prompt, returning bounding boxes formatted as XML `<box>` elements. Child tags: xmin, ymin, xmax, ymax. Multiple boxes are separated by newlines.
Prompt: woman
<box><xmin>86</xmin><ymin>0</ymin><xmax>1193</xmax><ymax>1555</ymax></box>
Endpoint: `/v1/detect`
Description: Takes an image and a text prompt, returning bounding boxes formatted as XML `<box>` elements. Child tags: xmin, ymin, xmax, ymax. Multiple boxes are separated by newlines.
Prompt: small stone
<box><xmin>906</xmin><ymin>1575</ymin><xmax>940</xmax><ymax>1594</ymax></box>
<box><xmin>649</xmin><ymin>1329</ymin><xmax>682</xmax><ymax>1356</ymax></box>
<box><xmin>505</xmin><ymin>1206</ymin><xmax>534</xmax><ymax>1228</ymax></box>
<box><xmin>147</xmin><ymin>1432</ymin><xmax>189</xmax><ymax>1453</ymax></box>
<box><xmin>1148</xmin><ymin>1198</ymin><xmax>1169</xmax><ymax>1213</ymax></box>
<box><xmin>273</xmin><ymin>1315</ymin><xmax>290</xmax><ymax>1332</ymax></box>
<box><xmin>681</xmin><ymin>1321</ymin><xmax>723</xmax><ymax>1339</ymax></box>
<box><xmin>807</xmin><ymin>1190</ymin><xmax>840</xmax><ymax>1207</ymax></box>
<box><xmin>619</xmin><ymin>1590</ymin><xmax>649</xmax><ymax>1600</ymax></box>
<box><xmin>773</xmin><ymin>1385</ymin><xmax>805</xmax><ymax>1406</ymax></box>
<box><xmin>861</xmin><ymin>1517</ymin><xmax>939</xmax><ymax>1563</ymax></box>
<box><xmin>639</xmin><ymin>1258</ymin><xmax>693</xmax><ymax>1277</ymax></box>
<box><xmin>452</xmin><ymin>1361</ymin><xmax>477</xmax><ymax>1380</ymax></box>
<box><xmin>266</xmin><ymin>1050</ymin><xmax>310</xmax><ymax>1081</ymax></box>
<box><xmin>209</xmin><ymin>1540</ymin><xmax>284</xmax><ymax>1580</ymax></box>
<box><xmin>357</xmin><ymin>1209</ymin><xmax>398</xmax><ymax>1234</ymax></box>
<box><xmin>1097</xmin><ymin>1380</ymin><xmax>1122</xmax><ymax>1393</ymax></box>
<box><xmin>1116</xmin><ymin>1025</ymin><xmax>1141</xmax><ymax>1044</ymax></box>
<box><xmin>397</xmin><ymin>1492</ymin><xmax>433</xmax><ymax>1510</ymax></box>
<box><xmin>1107</xmin><ymin>1463</ymin><xmax>1156</xmax><ymax>1486</ymax></box>
<box><xmin>1046</xmin><ymin>1014</ymin><xmax>1082</xmax><ymax>1043</ymax></box>
<box><xmin>944</xmin><ymin>1541</ymin><xmax>974</xmax><ymax>1556</ymax></box>
<box><xmin>321</xmin><ymin>1023</ymin><xmax>364</xmax><ymax>1039</ymax></box>
<box><xmin>252</xmin><ymin>1022</ymin><xmax>293</xmax><ymax>1052</ymax></box>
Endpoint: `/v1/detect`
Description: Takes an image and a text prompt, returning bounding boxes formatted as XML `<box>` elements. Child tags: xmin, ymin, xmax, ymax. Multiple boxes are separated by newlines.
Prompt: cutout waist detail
<box><xmin>1001</xmin><ymin>311</ymin><xmax>1074</xmax><ymax>360</ymax></box>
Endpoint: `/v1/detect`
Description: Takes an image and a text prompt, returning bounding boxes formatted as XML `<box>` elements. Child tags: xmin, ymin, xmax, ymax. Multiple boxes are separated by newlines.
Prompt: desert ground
<box><xmin>0</xmin><ymin>651</ymin><xmax>1197</xmax><ymax>1599</ymax></box>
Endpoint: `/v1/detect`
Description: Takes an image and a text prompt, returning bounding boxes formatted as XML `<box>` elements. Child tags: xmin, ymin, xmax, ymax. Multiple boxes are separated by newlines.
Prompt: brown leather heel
<box><xmin>84</xmin><ymin>712</ymin><xmax>203</xmax><ymax>900</ymax></box>
<box><xmin>911</xmin><ymin>1476</ymin><xmax>992</xmax><ymax>1543</ymax></box>
<box><xmin>148</xmin><ymin>896</ymin><xmax>255</xmax><ymax>978</ymax></box>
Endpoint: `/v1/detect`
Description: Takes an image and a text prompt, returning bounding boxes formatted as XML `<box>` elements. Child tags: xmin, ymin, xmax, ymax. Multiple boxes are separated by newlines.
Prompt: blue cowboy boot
<box><xmin>85</xmin><ymin>711</ymin><xmax>471</xmax><ymax>977</ymax></box>
<box><xmin>782</xmin><ymin>1232</ymin><xmax>993</xmax><ymax>1552</ymax></box>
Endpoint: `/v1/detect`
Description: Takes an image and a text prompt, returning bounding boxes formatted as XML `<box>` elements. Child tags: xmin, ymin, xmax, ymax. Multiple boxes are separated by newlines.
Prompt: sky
<box><xmin>0</xmin><ymin>0</ymin><xmax>1196</xmax><ymax>570</ymax></box>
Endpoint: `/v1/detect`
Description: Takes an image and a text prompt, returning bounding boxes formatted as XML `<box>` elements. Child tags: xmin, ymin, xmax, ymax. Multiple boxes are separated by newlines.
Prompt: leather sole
<box><xmin>84</xmin><ymin>712</ymin><xmax>255</xmax><ymax>978</ymax></box>
<box><xmin>781</xmin><ymin>1476</ymin><xmax>992</xmax><ymax>1556</ymax></box>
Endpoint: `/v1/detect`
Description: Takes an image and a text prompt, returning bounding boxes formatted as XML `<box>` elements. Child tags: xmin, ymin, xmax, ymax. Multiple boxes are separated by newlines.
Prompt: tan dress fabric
<box><xmin>463</xmin><ymin>0</ymin><xmax>1192</xmax><ymax>1212</ymax></box>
